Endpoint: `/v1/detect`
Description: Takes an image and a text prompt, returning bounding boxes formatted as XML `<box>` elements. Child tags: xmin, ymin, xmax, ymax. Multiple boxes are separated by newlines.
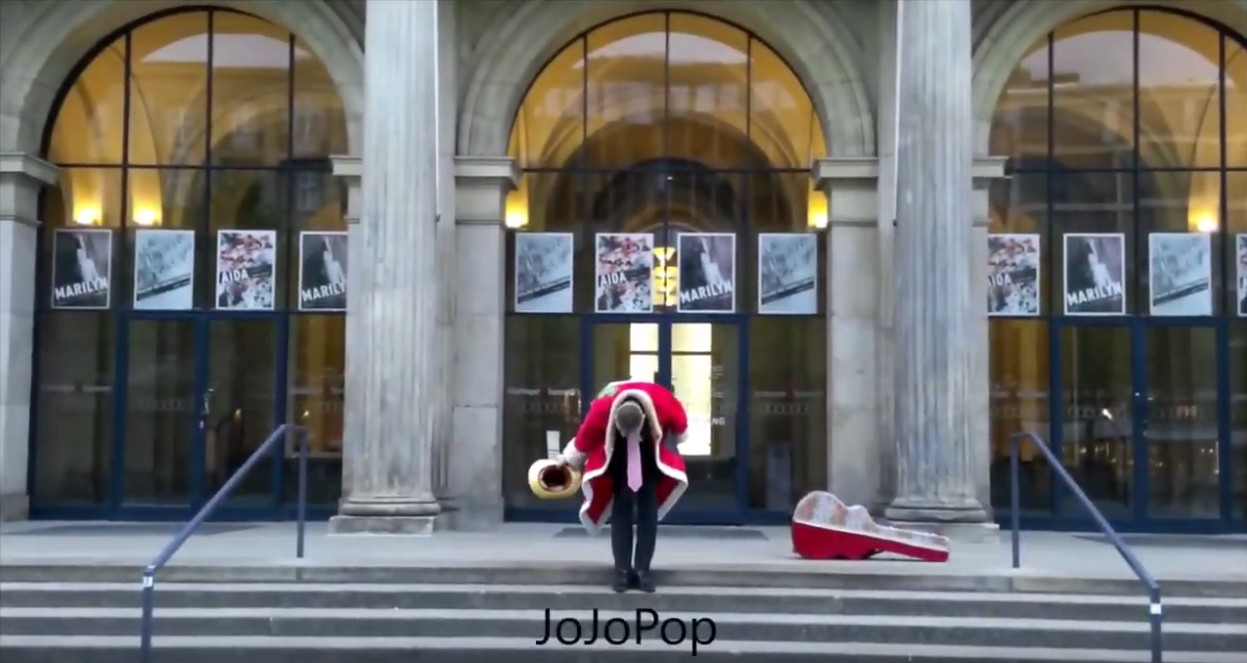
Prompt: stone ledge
<box><xmin>0</xmin><ymin>493</ymin><xmax>30</xmax><ymax>522</ymax></box>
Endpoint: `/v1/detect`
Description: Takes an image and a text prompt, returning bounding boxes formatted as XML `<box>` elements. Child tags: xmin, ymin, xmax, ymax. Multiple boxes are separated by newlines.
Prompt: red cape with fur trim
<box><xmin>562</xmin><ymin>382</ymin><xmax>690</xmax><ymax>534</ymax></box>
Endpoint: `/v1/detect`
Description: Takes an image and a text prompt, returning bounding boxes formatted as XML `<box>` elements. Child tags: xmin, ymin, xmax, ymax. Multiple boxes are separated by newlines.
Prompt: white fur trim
<box><xmin>562</xmin><ymin>439</ymin><xmax>586</xmax><ymax>467</ymax></box>
<box><xmin>672</xmin><ymin>430</ymin><xmax>689</xmax><ymax>449</ymax></box>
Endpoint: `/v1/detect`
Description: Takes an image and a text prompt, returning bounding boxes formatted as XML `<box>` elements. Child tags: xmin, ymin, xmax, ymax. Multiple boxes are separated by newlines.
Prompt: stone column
<box><xmin>885</xmin><ymin>0</ymin><xmax>989</xmax><ymax>525</ymax></box>
<box><xmin>813</xmin><ymin>157</ymin><xmax>883</xmax><ymax>511</ymax></box>
<box><xmin>971</xmin><ymin>157</ymin><xmax>1009</xmax><ymax>510</ymax></box>
<box><xmin>0</xmin><ymin>153</ymin><xmax>57</xmax><ymax>522</ymax></box>
<box><xmin>328</xmin><ymin>155</ymin><xmax>362</xmax><ymax>504</ymax></box>
<box><xmin>329</xmin><ymin>0</ymin><xmax>442</xmax><ymax>535</ymax></box>
<box><xmin>448</xmin><ymin>156</ymin><xmax>518</xmax><ymax>531</ymax></box>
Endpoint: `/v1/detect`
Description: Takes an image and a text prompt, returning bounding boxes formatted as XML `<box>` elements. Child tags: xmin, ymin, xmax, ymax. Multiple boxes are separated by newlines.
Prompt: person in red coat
<box><xmin>556</xmin><ymin>380</ymin><xmax>690</xmax><ymax>592</ymax></box>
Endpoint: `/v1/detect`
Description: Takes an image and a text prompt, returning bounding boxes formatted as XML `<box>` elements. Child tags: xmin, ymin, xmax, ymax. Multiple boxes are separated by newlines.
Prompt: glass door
<box><xmin>120</xmin><ymin>317</ymin><xmax>202</xmax><ymax>510</ymax></box>
<box><xmin>1139</xmin><ymin>322</ymin><xmax>1223</xmax><ymax>521</ymax></box>
<box><xmin>584</xmin><ymin>318</ymin><xmax>746</xmax><ymax>521</ymax></box>
<box><xmin>119</xmin><ymin>316</ymin><xmax>280</xmax><ymax>514</ymax></box>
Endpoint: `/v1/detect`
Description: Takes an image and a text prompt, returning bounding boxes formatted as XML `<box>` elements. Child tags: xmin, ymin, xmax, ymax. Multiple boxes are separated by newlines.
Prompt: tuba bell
<box><xmin>527</xmin><ymin>458</ymin><xmax>582</xmax><ymax>499</ymax></box>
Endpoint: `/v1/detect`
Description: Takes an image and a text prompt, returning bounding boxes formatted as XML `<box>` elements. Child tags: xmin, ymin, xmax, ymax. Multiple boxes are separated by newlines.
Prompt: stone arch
<box><xmin>0</xmin><ymin>0</ymin><xmax>364</xmax><ymax>156</ymax></box>
<box><xmin>971</xmin><ymin>0</ymin><xmax>1247</xmax><ymax>154</ymax></box>
<box><xmin>457</xmin><ymin>0</ymin><xmax>875</xmax><ymax>159</ymax></box>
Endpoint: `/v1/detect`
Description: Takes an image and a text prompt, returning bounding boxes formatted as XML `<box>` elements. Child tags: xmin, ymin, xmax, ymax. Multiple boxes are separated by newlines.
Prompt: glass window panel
<box><xmin>286</xmin><ymin>315</ymin><xmax>344</xmax><ymax>505</ymax></box>
<box><xmin>663</xmin><ymin>170</ymin><xmax>744</xmax><ymax>310</ymax></box>
<box><xmin>629</xmin><ymin>323</ymin><xmax>659</xmax><ymax>352</ymax></box>
<box><xmin>989</xmin><ymin>320</ymin><xmax>1053</xmax><ymax>513</ymax></box>
<box><xmin>506</xmin><ymin>171</ymin><xmax>583</xmax><ymax>311</ymax></box>
<box><xmin>122</xmin><ymin>318</ymin><xmax>196</xmax><ymax>504</ymax></box>
<box><xmin>672</xmin><ymin>322</ymin><xmax>739</xmax><ymax>512</ymax></box>
<box><xmin>209</xmin><ymin>13</ymin><xmax>292</xmax><ymax>166</ymax></box>
<box><xmin>503</xmin><ymin>316</ymin><xmax>581</xmax><ymax>509</ymax></box>
<box><xmin>665</xmin><ymin>14</ymin><xmax>748</xmax><ymax>170</ymax></box>
<box><xmin>584</xmin><ymin>14</ymin><xmax>667</xmax><ymax>170</ymax></box>
<box><xmin>1059</xmin><ymin>325</ymin><xmax>1134</xmax><ymax>518</ymax></box>
<box><xmin>48</xmin><ymin>39</ymin><xmax>126</xmax><ymax>165</ymax></box>
<box><xmin>293</xmin><ymin>38</ymin><xmax>349</xmax><ymax>159</ymax></box>
<box><xmin>1228</xmin><ymin>39</ymin><xmax>1247</xmax><ymax>167</ymax></box>
<box><xmin>33</xmin><ymin>313</ymin><xmax>116</xmax><ymax>504</ymax></box>
<box><xmin>1230</xmin><ymin>323</ymin><xmax>1247</xmax><ymax>518</ymax></box>
<box><xmin>1051</xmin><ymin>171</ymin><xmax>1135</xmax><ymax>314</ymax></box>
<box><xmin>581</xmin><ymin>169</ymin><xmax>662</xmax><ymax>310</ymax></box>
<box><xmin>748</xmin><ymin>317</ymin><xmax>826</xmax><ymax>510</ymax></box>
<box><xmin>990</xmin><ymin>172</ymin><xmax>1049</xmax><ymax>314</ymax></box>
<box><xmin>1051</xmin><ymin>10</ymin><xmax>1136</xmax><ymax>170</ymax></box>
<box><xmin>288</xmin><ymin>169</ymin><xmax>342</xmax><ymax>309</ymax></box>
<box><xmin>989</xmin><ymin>36</ymin><xmax>1050</xmax><ymax>163</ymax></box>
<box><xmin>1144</xmin><ymin>326</ymin><xmax>1220</xmax><ymax>517</ymax></box>
<box><xmin>208</xmin><ymin>170</ymin><xmax>288</xmax><ymax>310</ymax></box>
<box><xmin>1230</xmin><ymin>171</ymin><xmax>1247</xmax><ymax>316</ymax></box>
<box><xmin>47</xmin><ymin>168</ymin><xmax>124</xmax><ymax>229</ymax></box>
<box><xmin>750</xmin><ymin>39</ymin><xmax>826</xmax><ymax>167</ymax></box>
<box><xmin>1137</xmin><ymin>13</ymin><xmax>1222</xmax><ymax>170</ymax></box>
<box><xmin>205</xmin><ymin>319</ymin><xmax>278</xmax><ymax>504</ymax></box>
<box><xmin>127</xmin><ymin>12</ymin><xmax>210</xmax><ymax>166</ymax></box>
<box><xmin>123</xmin><ymin>167</ymin><xmax>206</xmax><ymax>308</ymax></box>
<box><xmin>510</xmin><ymin>38</ymin><xmax>584</xmax><ymax>169</ymax></box>
<box><xmin>1139</xmin><ymin>170</ymin><xmax>1222</xmax><ymax>315</ymax></box>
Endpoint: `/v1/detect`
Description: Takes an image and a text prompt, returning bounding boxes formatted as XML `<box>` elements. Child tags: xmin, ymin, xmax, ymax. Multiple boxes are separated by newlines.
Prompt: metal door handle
<box><xmin>199</xmin><ymin>388</ymin><xmax>215</xmax><ymax>430</ymax></box>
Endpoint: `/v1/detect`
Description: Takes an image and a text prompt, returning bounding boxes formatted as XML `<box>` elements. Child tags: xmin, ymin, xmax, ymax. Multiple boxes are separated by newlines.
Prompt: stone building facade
<box><xmin>1</xmin><ymin>0</ymin><xmax>1244</xmax><ymax>533</ymax></box>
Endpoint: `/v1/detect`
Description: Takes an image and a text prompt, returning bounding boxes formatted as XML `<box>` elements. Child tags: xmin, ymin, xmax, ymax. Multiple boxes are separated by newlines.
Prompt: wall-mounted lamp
<box><xmin>505</xmin><ymin>190</ymin><xmax>528</xmax><ymax>230</ymax></box>
<box><xmin>73</xmin><ymin>207</ymin><xmax>101</xmax><ymax>226</ymax></box>
<box><xmin>807</xmin><ymin>190</ymin><xmax>828</xmax><ymax>230</ymax></box>
<box><xmin>1192</xmin><ymin>212</ymin><xmax>1217</xmax><ymax>234</ymax></box>
<box><xmin>133</xmin><ymin>207</ymin><xmax>160</xmax><ymax>227</ymax></box>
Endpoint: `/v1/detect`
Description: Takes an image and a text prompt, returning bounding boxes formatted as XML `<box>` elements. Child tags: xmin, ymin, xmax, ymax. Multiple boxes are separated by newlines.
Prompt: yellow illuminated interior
<box><xmin>625</xmin><ymin>322</ymin><xmax>715</xmax><ymax>457</ymax></box>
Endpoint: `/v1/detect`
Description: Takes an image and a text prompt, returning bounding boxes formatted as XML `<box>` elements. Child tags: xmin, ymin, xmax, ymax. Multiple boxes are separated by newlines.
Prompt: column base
<box><xmin>885</xmin><ymin>498</ymin><xmax>989</xmax><ymax>525</ymax></box>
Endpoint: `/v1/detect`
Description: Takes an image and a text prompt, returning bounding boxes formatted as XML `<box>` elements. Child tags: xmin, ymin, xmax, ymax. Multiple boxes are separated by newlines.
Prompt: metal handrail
<box><xmin>1009</xmin><ymin>431</ymin><xmax>1163</xmax><ymax>663</ymax></box>
<box><xmin>139</xmin><ymin>424</ymin><xmax>310</xmax><ymax>663</ymax></box>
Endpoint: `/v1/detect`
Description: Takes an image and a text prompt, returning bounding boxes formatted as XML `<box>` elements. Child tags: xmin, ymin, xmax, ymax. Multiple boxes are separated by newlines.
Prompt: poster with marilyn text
<box><xmin>51</xmin><ymin>228</ymin><xmax>112</xmax><ymax>309</ymax></box>
<box><xmin>1063</xmin><ymin>233</ymin><xmax>1126</xmax><ymax>315</ymax></box>
<box><xmin>676</xmin><ymin>232</ymin><xmax>736</xmax><ymax>313</ymax></box>
<box><xmin>298</xmin><ymin>231</ymin><xmax>348</xmax><ymax>312</ymax></box>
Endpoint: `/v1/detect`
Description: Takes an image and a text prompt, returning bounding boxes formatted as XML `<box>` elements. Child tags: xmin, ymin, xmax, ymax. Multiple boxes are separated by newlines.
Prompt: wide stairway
<box><xmin>1</xmin><ymin>564</ymin><xmax>1244</xmax><ymax>662</ymax></box>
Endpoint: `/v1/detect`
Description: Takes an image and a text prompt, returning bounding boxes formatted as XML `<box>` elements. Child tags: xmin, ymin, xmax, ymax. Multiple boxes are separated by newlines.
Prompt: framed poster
<box><xmin>676</xmin><ymin>232</ymin><xmax>736</xmax><ymax>313</ymax></box>
<box><xmin>514</xmin><ymin>232</ymin><xmax>573</xmax><ymax>313</ymax></box>
<box><xmin>1063</xmin><ymin>233</ymin><xmax>1126</xmax><ymax>316</ymax></box>
<box><xmin>133</xmin><ymin>229</ymin><xmax>195</xmax><ymax>310</ymax></box>
<box><xmin>215</xmin><ymin>229</ymin><xmax>276</xmax><ymax>311</ymax></box>
<box><xmin>1237</xmin><ymin>234</ymin><xmax>1247</xmax><ymax>317</ymax></box>
<box><xmin>51</xmin><ymin>228</ymin><xmax>112</xmax><ymax>309</ymax></box>
<box><xmin>1148</xmin><ymin>232</ymin><xmax>1212</xmax><ymax>316</ymax></box>
<box><xmin>758</xmin><ymin>233</ymin><xmax>817</xmax><ymax>315</ymax></box>
<box><xmin>594</xmin><ymin>232</ymin><xmax>654</xmax><ymax>313</ymax></box>
<box><xmin>987</xmin><ymin>233</ymin><xmax>1041</xmax><ymax>316</ymax></box>
<box><xmin>298</xmin><ymin>231</ymin><xmax>348</xmax><ymax>312</ymax></box>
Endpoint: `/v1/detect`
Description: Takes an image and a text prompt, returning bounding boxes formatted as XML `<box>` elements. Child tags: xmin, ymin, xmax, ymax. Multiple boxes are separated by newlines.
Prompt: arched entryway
<box><xmin>984</xmin><ymin>6</ymin><xmax>1247</xmax><ymax>532</ymax></box>
<box><xmin>28</xmin><ymin>7</ymin><xmax>354</xmax><ymax>519</ymax></box>
<box><xmin>498</xmin><ymin>11</ymin><xmax>832</xmax><ymax>523</ymax></box>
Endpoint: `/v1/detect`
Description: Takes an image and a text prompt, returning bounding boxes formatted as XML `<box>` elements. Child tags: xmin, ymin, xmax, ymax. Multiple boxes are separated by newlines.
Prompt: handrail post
<box><xmin>1149</xmin><ymin>585</ymin><xmax>1163</xmax><ymax>663</ymax></box>
<box><xmin>1010</xmin><ymin>434</ymin><xmax>1020</xmax><ymax>569</ymax></box>
<box><xmin>140</xmin><ymin>567</ymin><xmax>155</xmax><ymax>663</ymax></box>
<box><xmin>297</xmin><ymin>428</ymin><xmax>308</xmax><ymax>559</ymax></box>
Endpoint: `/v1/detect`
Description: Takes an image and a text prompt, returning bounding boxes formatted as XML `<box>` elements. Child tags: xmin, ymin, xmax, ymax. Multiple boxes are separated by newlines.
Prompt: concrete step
<box><xmin>2</xmin><ymin>564</ymin><xmax>1242</xmax><ymax>598</ymax></box>
<box><xmin>2</xmin><ymin>582</ymin><xmax>1244</xmax><ymax>624</ymax></box>
<box><xmin>0</xmin><ymin>636</ymin><xmax>1243</xmax><ymax>663</ymax></box>
<box><xmin>0</xmin><ymin>607</ymin><xmax>1242</xmax><ymax>652</ymax></box>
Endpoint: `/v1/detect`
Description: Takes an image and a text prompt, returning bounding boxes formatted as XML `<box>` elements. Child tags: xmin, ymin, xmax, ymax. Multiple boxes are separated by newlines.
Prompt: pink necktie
<box><xmin>626</xmin><ymin>430</ymin><xmax>643</xmax><ymax>492</ymax></box>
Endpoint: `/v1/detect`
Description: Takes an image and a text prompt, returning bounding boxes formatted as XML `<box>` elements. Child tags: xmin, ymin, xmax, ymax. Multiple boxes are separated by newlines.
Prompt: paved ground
<box><xmin>0</xmin><ymin>522</ymin><xmax>1244</xmax><ymax>584</ymax></box>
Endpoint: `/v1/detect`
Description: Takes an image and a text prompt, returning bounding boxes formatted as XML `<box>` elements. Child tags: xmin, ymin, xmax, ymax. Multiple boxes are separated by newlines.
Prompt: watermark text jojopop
<box><xmin>535</xmin><ymin>608</ymin><xmax>716</xmax><ymax>655</ymax></box>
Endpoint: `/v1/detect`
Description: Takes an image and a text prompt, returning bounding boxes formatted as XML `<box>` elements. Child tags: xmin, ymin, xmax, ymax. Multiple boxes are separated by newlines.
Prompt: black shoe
<box><xmin>611</xmin><ymin>568</ymin><xmax>631</xmax><ymax>593</ymax></box>
<box><xmin>635</xmin><ymin>569</ymin><xmax>656</xmax><ymax>593</ymax></box>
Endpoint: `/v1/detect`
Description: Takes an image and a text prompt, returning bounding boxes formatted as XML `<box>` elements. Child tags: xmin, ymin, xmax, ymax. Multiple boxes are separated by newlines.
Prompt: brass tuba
<box><xmin>527</xmin><ymin>458</ymin><xmax>582</xmax><ymax>499</ymax></box>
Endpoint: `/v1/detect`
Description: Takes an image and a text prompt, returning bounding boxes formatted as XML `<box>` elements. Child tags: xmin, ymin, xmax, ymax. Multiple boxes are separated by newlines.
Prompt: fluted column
<box><xmin>886</xmin><ymin>0</ymin><xmax>988</xmax><ymax>524</ymax></box>
<box><xmin>329</xmin><ymin>0</ymin><xmax>442</xmax><ymax>535</ymax></box>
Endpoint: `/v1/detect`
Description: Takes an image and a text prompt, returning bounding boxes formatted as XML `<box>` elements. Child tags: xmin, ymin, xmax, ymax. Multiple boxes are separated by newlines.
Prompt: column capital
<box><xmin>972</xmin><ymin>156</ymin><xmax>1009</xmax><ymax>190</ymax></box>
<box><xmin>454</xmin><ymin>156</ymin><xmax>519</xmax><ymax>226</ymax></box>
<box><xmin>0</xmin><ymin>153</ymin><xmax>58</xmax><ymax>186</ymax></box>
<box><xmin>330</xmin><ymin>154</ymin><xmax>362</xmax><ymax>225</ymax></box>
<box><xmin>810</xmin><ymin>156</ymin><xmax>879</xmax><ymax>191</ymax></box>
<box><xmin>0</xmin><ymin>153</ymin><xmax>58</xmax><ymax>229</ymax></box>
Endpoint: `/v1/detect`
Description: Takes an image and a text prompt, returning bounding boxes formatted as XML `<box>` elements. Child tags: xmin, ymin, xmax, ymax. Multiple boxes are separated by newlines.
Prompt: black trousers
<box><xmin>607</xmin><ymin>434</ymin><xmax>661</xmax><ymax>571</ymax></box>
